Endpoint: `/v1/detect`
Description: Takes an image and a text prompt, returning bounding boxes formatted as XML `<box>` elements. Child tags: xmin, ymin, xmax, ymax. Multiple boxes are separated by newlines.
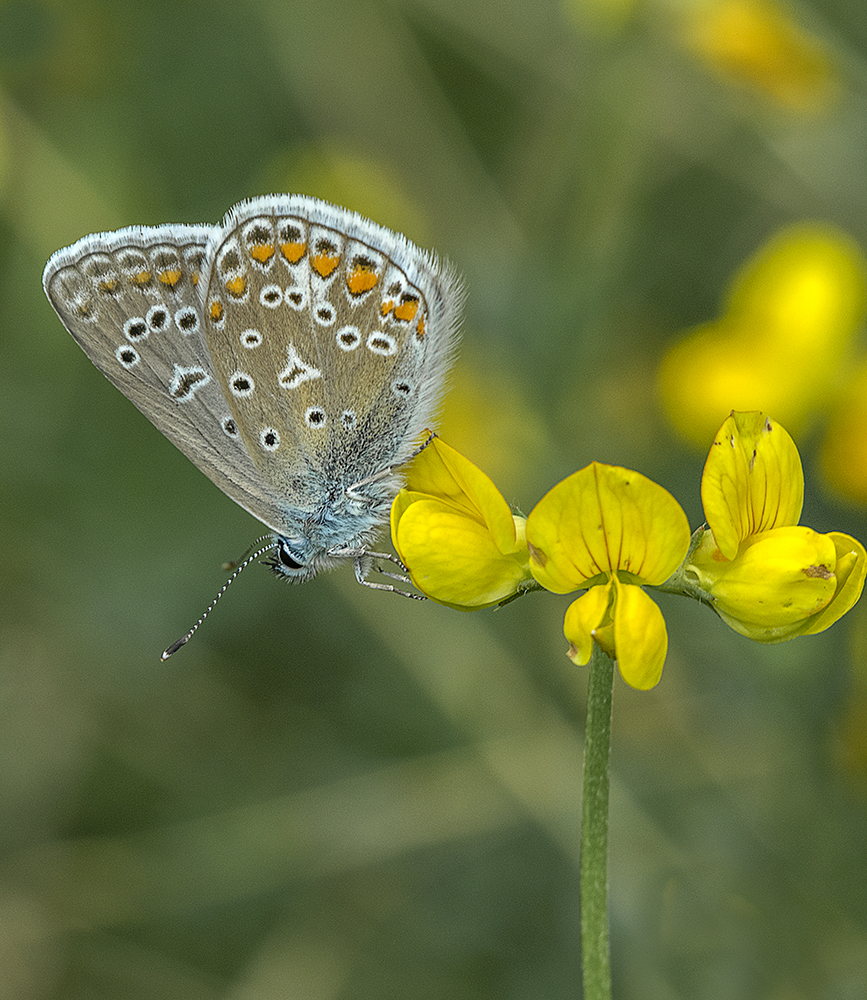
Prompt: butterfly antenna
<box><xmin>222</xmin><ymin>534</ymin><xmax>275</xmax><ymax>572</ymax></box>
<box><xmin>161</xmin><ymin>538</ymin><xmax>278</xmax><ymax>660</ymax></box>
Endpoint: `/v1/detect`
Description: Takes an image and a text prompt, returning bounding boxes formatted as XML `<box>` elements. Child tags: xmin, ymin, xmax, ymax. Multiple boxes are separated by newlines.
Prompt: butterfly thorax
<box><xmin>269</xmin><ymin>470</ymin><xmax>400</xmax><ymax>582</ymax></box>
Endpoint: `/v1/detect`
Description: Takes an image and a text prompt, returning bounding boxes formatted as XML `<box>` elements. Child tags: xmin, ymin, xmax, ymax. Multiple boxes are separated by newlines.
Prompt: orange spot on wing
<box><xmin>394</xmin><ymin>295</ymin><xmax>419</xmax><ymax>322</ymax></box>
<box><xmin>249</xmin><ymin>242</ymin><xmax>275</xmax><ymax>264</ymax></box>
<box><xmin>347</xmin><ymin>266</ymin><xmax>378</xmax><ymax>295</ymax></box>
<box><xmin>381</xmin><ymin>300</ymin><xmax>394</xmax><ymax>316</ymax></box>
<box><xmin>312</xmin><ymin>253</ymin><xmax>340</xmax><ymax>278</ymax></box>
<box><xmin>132</xmin><ymin>270</ymin><xmax>152</xmax><ymax>286</ymax></box>
<box><xmin>210</xmin><ymin>300</ymin><xmax>224</xmax><ymax>322</ymax></box>
<box><xmin>280</xmin><ymin>241</ymin><xmax>306</xmax><ymax>264</ymax></box>
<box><xmin>416</xmin><ymin>314</ymin><xmax>425</xmax><ymax>338</ymax></box>
<box><xmin>158</xmin><ymin>268</ymin><xmax>182</xmax><ymax>288</ymax></box>
<box><xmin>225</xmin><ymin>275</ymin><xmax>246</xmax><ymax>298</ymax></box>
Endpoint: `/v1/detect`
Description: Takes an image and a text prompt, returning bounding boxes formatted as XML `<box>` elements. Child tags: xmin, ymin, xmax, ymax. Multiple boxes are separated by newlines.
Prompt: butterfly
<box><xmin>43</xmin><ymin>195</ymin><xmax>463</xmax><ymax>653</ymax></box>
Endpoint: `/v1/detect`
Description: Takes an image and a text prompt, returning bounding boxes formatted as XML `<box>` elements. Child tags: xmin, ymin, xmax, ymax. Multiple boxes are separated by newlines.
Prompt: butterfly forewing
<box><xmin>42</xmin><ymin>225</ymin><xmax>295</xmax><ymax>534</ymax></box>
<box><xmin>202</xmin><ymin>196</ymin><xmax>463</xmax><ymax>511</ymax></box>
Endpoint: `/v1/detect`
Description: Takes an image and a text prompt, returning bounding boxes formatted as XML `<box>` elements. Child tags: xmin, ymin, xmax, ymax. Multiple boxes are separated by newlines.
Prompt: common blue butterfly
<box><xmin>43</xmin><ymin>195</ymin><xmax>463</xmax><ymax>652</ymax></box>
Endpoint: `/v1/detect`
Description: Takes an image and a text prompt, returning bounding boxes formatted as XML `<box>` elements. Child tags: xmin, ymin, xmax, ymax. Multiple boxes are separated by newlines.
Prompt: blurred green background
<box><xmin>3</xmin><ymin>0</ymin><xmax>867</xmax><ymax>997</ymax></box>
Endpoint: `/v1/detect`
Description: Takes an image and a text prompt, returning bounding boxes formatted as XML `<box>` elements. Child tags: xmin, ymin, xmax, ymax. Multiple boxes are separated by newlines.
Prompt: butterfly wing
<box><xmin>42</xmin><ymin>224</ymin><xmax>295</xmax><ymax>534</ymax></box>
<box><xmin>200</xmin><ymin>195</ymin><xmax>464</xmax><ymax>514</ymax></box>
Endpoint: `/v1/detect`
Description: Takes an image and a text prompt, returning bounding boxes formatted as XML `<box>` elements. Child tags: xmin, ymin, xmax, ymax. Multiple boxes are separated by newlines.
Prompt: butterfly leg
<box><xmin>347</xmin><ymin>552</ymin><xmax>426</xmax><ymax>600</ymax></box>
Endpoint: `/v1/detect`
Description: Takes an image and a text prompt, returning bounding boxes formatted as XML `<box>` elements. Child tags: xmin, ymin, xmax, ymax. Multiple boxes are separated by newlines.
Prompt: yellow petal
<box><xmin>702</xmin><ymin>412</ymin><xmax>804</xmax><ymax>559</ymax></box>
<box><xmin>405</xmin><ymin>437</ymin><xmax>522</xmax><ymax>555</ymax></box>
<box><xmin>801</xmin><ymin>532</ymin><xmax>867</xmax><ymax>636</ymax></box>
<box><xmin>697</xmin><ymin>526</ymin><xmax>837</xmax><ymax>637</ymax></box>
<box><xmin>393</xmin><ymin>497</ymin><xmax>530</xmax><ymax>609</ymax></box>
<box><xmin>526</xmin><ymin>463</ymin><xmax>690</xmax><ymax>594</ymax></box>
<box><xmin>612</xmin><ymin>581</ymin><xmax>668</xmax><ymax>691</ymax></box>
<box><xmin>563</xmin><ymin>584</ymin><xmax>613</xmax><ymax>666</ymax></box>
<box><xmin>390</xmin><ymin>488</ymin><xmax>420</xmax><ymax>550</ymax></box>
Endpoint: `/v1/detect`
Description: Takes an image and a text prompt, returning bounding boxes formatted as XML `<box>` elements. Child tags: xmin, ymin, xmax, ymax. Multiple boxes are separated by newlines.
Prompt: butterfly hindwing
<box><xmin>42</xmin><ymin>224</ymin><xmax>295</xmax><ymax>534</ymax></box>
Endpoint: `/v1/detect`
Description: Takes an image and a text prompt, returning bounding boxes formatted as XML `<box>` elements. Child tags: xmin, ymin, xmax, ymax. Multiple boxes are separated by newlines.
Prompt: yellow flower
<box><xmin>659</xmin><ymin>225</ymin><xmax>867</xmax><ymax>449</ymax></box>
<box><xmin>390</xmin><ymin>438</ymin><xmax>533</xmax><ymax>610</ymax></box>
<box><xmin>681</xmin><ymin>0</ymin><xmax>838</xmax><ymax>111</ymax></box>
<box><xmin>526</xmin><ymin>463</ymin><xmax>691</xmax><ymax>690</ymax></box>
<box><xmin>685</xmin><ymin>412</ymin><xmax>866</xmax><ymax>640</ymax></box>
<box><xmin>819</xmin><ymin>361</ymin><xmax>867</xmax><ymax>504</ymax></box>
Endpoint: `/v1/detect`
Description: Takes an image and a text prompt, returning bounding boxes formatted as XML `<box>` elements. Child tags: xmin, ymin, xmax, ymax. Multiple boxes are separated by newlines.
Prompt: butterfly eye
<box><xmin>276</xmin><ymin>540</ymin><xmax>304</xmax><ymax>570</ymax></box>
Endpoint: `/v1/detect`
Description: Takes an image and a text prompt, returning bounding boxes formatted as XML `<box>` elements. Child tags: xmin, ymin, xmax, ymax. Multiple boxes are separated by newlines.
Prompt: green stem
<box><xmin>581</xmin><ymin>645</ymin><xmax>614</xmax><ymax>1000</ymax></box>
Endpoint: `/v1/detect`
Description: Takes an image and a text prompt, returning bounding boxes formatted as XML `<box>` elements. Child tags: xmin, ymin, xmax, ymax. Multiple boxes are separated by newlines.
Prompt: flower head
<box><xmin>526</xmin><ymin>464</ymin><xmax>691</xmax><ymax>690</ymax></box>
<box><xmin>659</xmin><ymin>226</ymin><xmax>867</xmax><ymax>449</ymax></box>
<box><xmin>685</xmin><ymin>412</ymin><xmax>866</xmax><ymax>640</ymax></box>
<box><xmin>681</xmin><ymin>0</ymin><xmax>838</xmax><ymax>111</ymax></box>
<box><xmin>390</xmin><ymin>437</ymin><xmax>533</xmax><ymax>610</ymax></box>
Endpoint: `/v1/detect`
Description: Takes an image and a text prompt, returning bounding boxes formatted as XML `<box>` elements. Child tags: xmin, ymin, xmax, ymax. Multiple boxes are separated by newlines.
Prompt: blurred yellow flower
<box><xmin>438</xmin><ymin>348</ymin><xmax>550</xmax><ymax>503</ymax></box>
<box><xmin>684</xmin><ymin>412</ymin><xmax>866</xmax><ymax>641</ymax></box>
<box><xmin>659</xmin><ymin>225</ymin><xmax>867</xmax><ymax>449</ymax></box>
<box><xmin>819</xmin><ymin>361</ymin><xmax>867</xmax><ymax>504</ymax></box>
<box><xmin>390</xmin><ymin>438</ymin><xmax>533</xmax><ymax>610</ymax></box>
<box><xmin>682</xmin><ymin>0</ymin><xmax>838</xmax><ymax>110</ymax></box>
<box><xmin>526</xmin><ymin>463</ymin><xmax>691</xmax><ymax>690</ymax></box>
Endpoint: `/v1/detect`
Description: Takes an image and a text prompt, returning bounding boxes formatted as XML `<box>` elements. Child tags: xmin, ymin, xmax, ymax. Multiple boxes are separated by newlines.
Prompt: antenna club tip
<box><xmin>161</xmin><ymin>636</ymin><xmax>189</xmax><ymax>660</ymax></box>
